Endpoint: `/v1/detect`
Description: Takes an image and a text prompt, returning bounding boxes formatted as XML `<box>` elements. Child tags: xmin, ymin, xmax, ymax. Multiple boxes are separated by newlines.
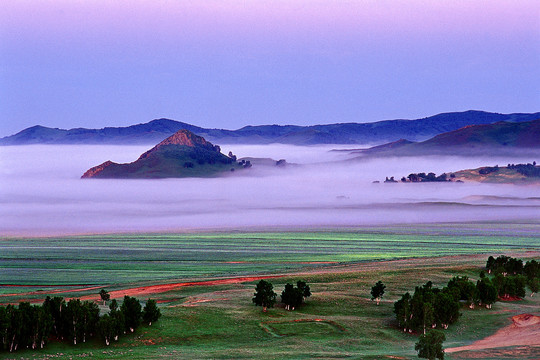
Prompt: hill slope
<box><xmin>81</xmin><ymin>130</ymin><xmax>241</xmax><ymax>179</ymax></box>
<box><xmin>2</xmin><ymin>110</ymin><xmax>539</xmax><ymax>145</ymax></box>
<box><xmin>356</xmin><ymin>119</ymin><xmax>540</xmax><ymax>157</ymax></box>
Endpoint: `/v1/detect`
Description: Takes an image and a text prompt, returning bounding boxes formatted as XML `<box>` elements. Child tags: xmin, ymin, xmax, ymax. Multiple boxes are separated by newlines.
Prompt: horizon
<box><xmin>3</xmin><ymin>109</ymin><xmax>540</xmax><ymax>138</ymax></box>
<box><xmin>1</xmin><ymin>1</ymin><xmax>539</xmax><ymax>137</ymax></box>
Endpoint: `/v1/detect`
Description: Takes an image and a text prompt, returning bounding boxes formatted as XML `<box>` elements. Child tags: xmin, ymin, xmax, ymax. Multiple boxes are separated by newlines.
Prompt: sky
<box><xmin>1</xmin><ymin>0</ymin><xmax>539</xmax><ymax>137</ymax></box>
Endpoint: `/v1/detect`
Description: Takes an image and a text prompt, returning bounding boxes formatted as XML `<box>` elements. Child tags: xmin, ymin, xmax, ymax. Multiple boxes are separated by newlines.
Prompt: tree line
<box><xmin>0</xmin><ymin>292</ymin><xmax>161</xmax><ymax>352</ymax></box>
<box><xmin>390</xmin><ymin>255</ymin><xmax>538</xmax><ymax>360</ymax></box>
<box><xmin>252</xmin><ymin>280</ymin><xmax>311</xmax><ymax>312</ymax></box>
<box><xmin>393</xmin><ymin>256</ymin><xmax>538</xmax><ymax>337</ymax></box>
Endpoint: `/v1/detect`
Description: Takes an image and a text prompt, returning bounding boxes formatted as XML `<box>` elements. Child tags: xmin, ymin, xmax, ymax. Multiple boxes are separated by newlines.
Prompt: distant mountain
<box><xmin>82</xmin><ymin>130</ymin><xmax>243</xmax><ymax>179</ymax></box>
<box><xmin>354</xmin><ymin>119</ymin><xmax>540</xmax><ymax>157</ymax></box>
<box><xmin>2</xmin><ymin>110</ymin><xmax>540</xmax><ymax>145</ymax></box>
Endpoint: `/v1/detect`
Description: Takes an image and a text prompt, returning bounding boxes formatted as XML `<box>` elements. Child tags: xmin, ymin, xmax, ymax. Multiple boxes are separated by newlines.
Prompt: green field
<box><xmin>2</xmin><ymin>253</ymin><xmax>539</xmax><ymax>359</ymax></box>
<box><xmin>1</xmin><ymin>222</ymin><xmax>539</xmax><ymax>359</ymax></box>
<box><xmin>1</xmin><ymin>222</ymin><xmax>539</xmax><ymax>286</ymax></box>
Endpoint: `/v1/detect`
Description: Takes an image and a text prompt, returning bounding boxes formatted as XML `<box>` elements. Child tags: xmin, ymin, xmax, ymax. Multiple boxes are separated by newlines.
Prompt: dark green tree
<box><xmin>252</xmin><ymin>280</ymin><xmax>277</xmax><ymax>312</ymax></box>
<box><xmin>109</xmin><ymin>299</ymin><xmax>118</xmax><ymax>312</ymax></box>
<box><xmin>80</xmin><ymin>301</ymin><xmax>100</xmax><ymax>343</ymax></box>
<box><xmin>527</xmin><ymin>277</ymin><xmax>539</xmax><ymax>296</ymax></box>
<box><xmin>35</xmin><ymin>305</ymin><xmax>52</xmax><ymax>349</ymax></box>
<box><xmin>371</xmin><ymin>280</ymin><xmax>386</xmax><ymax>305</ymax></box>
<box><xmin>434</xmin><ymin>292</ymin><xmax>460</xmax><ymax>329</ymax></box>
<box><xmin>43</xmin><ymin>296</ymin><xmax>66</xmax><ymax>340</ymax></box>
<box><xmin>97</xmin><ymin>314</ymin><xmax>114</xmax><ymax>346</ymax></box>
<box><xmin>394</xmin><ymin>292</ymin><xmax>411</xmax><ymax>332</ymax></box>
<box><xmin>476</xmin><ymin>273</ymin><xmax>498</xmax><ymax>308</ymax></box>
<box><xmin>524</xmin><ymin>259</ymin><xmax>539</xmax><ymax>280</ymax></box>
<box><xmin>281</xmin><ymin>283</ymin><xmax>303</xmax><ymax>310</ymax></box>
<box><xmin>121</xmin><ymin>296</ymin><xmax>142</xmax><ymax>333</ymax></box>
<box><xmin>142</xmin><ymin>299</ymin><xmax>161</xmax><ymax>326</ymax></box>
<box><xmin>99</xmin><ymin>289</ymin><xmax>110</xmax><ymax>306</ymax></box>
<box><xmin>64</xmin><ymin>299</ymin><xmax>84</xmax><ymax>345</ymax></box>
<box><xmin>447</xmin><ymin>276</ymin><xmax>478</xmax><ymax>308</ymax></box>
<box><xmin>297</xmin><ymin>280</ymin><xmax>312</xmax><ymax>300</ymax></box>
<box><xmin>422</xmin><ymin>302</ymin><xmax>435</xmax><ymax>335</ymax></box>
<box><xmin>415</xmin><ymin>329</ymin><xmax>446</xmax><ymax>360</ymax></box>
<box><xmin>109</xmin><ymin>300</ymin><xmax>125</xmax><ymax>341</ymax></box>
<box><xmin>4</xmin><ymin>304</ymin><xmax>20</xmax><ymax>352</ymax></box>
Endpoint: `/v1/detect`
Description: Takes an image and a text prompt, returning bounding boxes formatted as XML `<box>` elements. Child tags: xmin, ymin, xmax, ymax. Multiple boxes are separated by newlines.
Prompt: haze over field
<box><xmin>1</xmin><ymin>145</ymin><xmax>538</xmax><ymax>236</ymax></box>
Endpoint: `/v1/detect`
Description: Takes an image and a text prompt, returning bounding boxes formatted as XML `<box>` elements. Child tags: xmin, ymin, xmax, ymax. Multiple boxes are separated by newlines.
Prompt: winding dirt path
<box><xmin>446</xmin><ymin>314</ymin><xmax>540</xmax><ymax>354</ymax></box>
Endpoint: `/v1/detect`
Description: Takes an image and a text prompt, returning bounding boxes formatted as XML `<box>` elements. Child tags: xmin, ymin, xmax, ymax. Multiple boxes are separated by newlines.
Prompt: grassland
<box><xmin>1</xmin><ymin>222</ymin><xmax>539</xmax><ymax>359</ymax></box>
<box><xmin>1</xmin><ymin>222</ymin><xmax>539</xmax><ymax>287</ymax></box>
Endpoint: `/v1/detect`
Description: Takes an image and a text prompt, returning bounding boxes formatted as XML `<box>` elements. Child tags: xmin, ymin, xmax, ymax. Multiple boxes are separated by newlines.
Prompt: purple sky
<box><xmin>1</xmin><ymin>0</ymin><xmax>539</xmax><ymax>137</ymax></box>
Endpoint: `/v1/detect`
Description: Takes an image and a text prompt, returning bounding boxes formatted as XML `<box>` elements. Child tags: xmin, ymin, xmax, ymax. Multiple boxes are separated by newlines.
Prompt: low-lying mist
<box><xmin>1</xmin><ymin>145</ymin><xmax>539</xmax><ymax>236</ymax></box>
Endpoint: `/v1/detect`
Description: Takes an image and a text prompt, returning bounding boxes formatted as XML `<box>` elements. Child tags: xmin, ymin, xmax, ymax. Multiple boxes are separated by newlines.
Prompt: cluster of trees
<box><xmin>486</xmin><ymin>256</ymin><xmax>539</xmax><ymax>298</ymax></box>
<box><xmin>405</xmin><ymin>172</ymin><xmax>449</xmax><ymax>182</ymax></box>
<box><xmin>384</xmin><ymin>172</ymin><xmax>453</xmax><ymax>183</ymax></box>
<box><xmin>252</xmin><ymin>280</ymin><xmax>311</xmax><ymax>312</ymax></box>
<box><xmin>0</xmin><ymin>294</ymin><xmax>161</xmax><ymax>352</ymax></box>
<box><xmin>392</xmin><ymin>255</ymin><xmax>539</xmax><ymax>359</ymax></box>
<box><xmin>507</xmin><ymin>162</ymin><xmax>539</xmax><ymax>177</ymax></box>
<box><xmin>478</xmin><ymin>165</ymin><xmax>499</xmax><ymax>175</ymax></box>
<box><xmin>394</xmin><ymin>281</ymin><xmax>461</xmax><ymax>334</ymax></box>
<box><xmin>394</xmin><ymin>256</ymin><xmax>539</xmax><ymax>336</ymax></box>
<box><xmin>184</xmin><ymin>146</ymin><xmax>235</xmax><ymax>166</ymax></box>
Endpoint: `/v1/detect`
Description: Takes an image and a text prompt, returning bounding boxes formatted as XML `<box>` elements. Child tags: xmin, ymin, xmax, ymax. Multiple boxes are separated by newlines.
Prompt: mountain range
<box><xmin>349</xmin><ymin>119</ymin><xmax>540</xmax><ymax>157</ymax></box>
<box><xmin>2</xmin><ymin>110</ymin><xmax>539</xmax><ymax>146</ymax></box>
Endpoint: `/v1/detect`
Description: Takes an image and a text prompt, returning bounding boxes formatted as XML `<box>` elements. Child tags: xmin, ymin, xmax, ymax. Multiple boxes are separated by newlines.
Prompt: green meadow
<box><xmin>2</xmin><ymin>253</ymin><xmax>539</xmax><ymax>359</ymax></box>
<box><xmin>1</xmin><ymin>222</ymin><xmax>539</xmax><ymax>359</ymax></box>
<box><xmin>1</xmin><ymin>222</ymin><xmax>539</xmax><ymax>286</ymax></box>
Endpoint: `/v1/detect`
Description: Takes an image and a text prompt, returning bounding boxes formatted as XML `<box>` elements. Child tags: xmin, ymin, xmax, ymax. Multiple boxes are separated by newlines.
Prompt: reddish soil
<box><xmin>446</xmin><ymin>314</ymin><xmax>540</xmax><ymax>354</ymax></box>
<box><xmin>0</xmin><ymin>285</ymin><xmax>105</xmax><ymax>299</ymax></box>
<box><xmin>77</xmin><ymin>275</ymin><xmax>284</xmax><ymax>302</ymax></box>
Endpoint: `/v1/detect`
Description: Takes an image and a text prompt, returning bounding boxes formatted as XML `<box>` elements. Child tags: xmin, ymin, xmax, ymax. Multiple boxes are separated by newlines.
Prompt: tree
<box><xmin>109</xmin><ymin>300</ymin><xmax>124</xmax><ymax>341</ymax></box>
<box><xmin>415</xmin><ymin>329</ymin><xmax>446</xmax><ymax>360</ymax></box>
<box><xmin>527</xmin><ymin>277</ymin><xmax>539</xmax><ymax>296</ymax></box>
<box><xmin>476</xmin><ymin>274</ymin><xmax>497</xmax><ymax>308</ymax></box>
<box><xmin>434</xmin><ymin>292</ymin><xmax>460</xmax><ymax>329</ymax></box>
<box><xmin>281</xmin><ymin>284</ymin><xmax>303</xmax><ymax>311</ymax></box>
<box><xmin>80</xmin><ymin>301</ymin><xmax>99</xmax><ymax>343</ymax></box>
<box><xmin>252</xmin><ymin>280</ymin><xmax>277</xmax><ymax>312</ymax></box>
<box><xmin>64</xmin><ymin>299</ymin><xmax>83</xmax><ymax>345</ymax></box>
<box><xmin>422</xmin><ymin>302</ymin><xmax>435</xmax><ymax>335</ymax></box>
<box><xmin>371</xmin><ymin>281</ymin><xmax>386</xmax><ymax>305</ymax></box>
<box><xmin>297</xmin><ymin>280</ymin><xmax>312</xmax><ymax>300</ymax></box>
<box><xmin>121</xmin><ymin>296</ymin><xmax>142</xmax><ymax>333</ymax></box>
<box><xmin>97</xmin><ymin>314</ymin><xmax>114</xmax><ymax>346</ymax></box>
<box><xmin>142</xmin><ymin>299</ymin><xmax>161</xmax><ymax>326</ymax></box>
<box><xmin>99</xmin><ymin>289</ymin><xmax>110</xmax><ymax>306</ymax></box>
<box><xmin>394</xmin><ymin>292</ymin><xmax>411</xmax><ymax>332</ymax></box>
<box><xmin>109</xmin><ymin>299</ymin><xmax>118</xmax><ymax>312</ymax></box>
<box><xmin>447</xmin><ymin>276</ymin><xmax>477</xmax><ymax>308</ymax></box>
<box><xmin>524</xmin><ymin>259</ymin><xmax>539</xmax><ymax>280</ymax></box>
<box><xmin>42</xmin><ymin>296</ymin><xmax>66</xmax><ymax>340</ymax></box>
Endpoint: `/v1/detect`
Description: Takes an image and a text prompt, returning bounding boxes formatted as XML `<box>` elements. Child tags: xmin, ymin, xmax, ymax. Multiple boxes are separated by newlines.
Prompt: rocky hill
<box><xmin>81</xmin><ymin>130</ymin><xmax>243</xmax><ymax>179</ymax></box>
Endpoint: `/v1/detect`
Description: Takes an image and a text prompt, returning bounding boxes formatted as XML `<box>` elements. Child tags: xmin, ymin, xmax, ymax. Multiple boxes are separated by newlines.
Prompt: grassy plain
<box><xmin>1</xmin><ymin>222</ymin><xmax>539</xmax><ymax>359</ymax></box>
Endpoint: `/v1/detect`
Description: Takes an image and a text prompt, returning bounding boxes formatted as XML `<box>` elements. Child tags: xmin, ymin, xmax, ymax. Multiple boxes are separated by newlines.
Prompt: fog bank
<box><xmin>1</xmin><ymin>145</ymin><xmax>539</xmax><ymax>236</ymax></box>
